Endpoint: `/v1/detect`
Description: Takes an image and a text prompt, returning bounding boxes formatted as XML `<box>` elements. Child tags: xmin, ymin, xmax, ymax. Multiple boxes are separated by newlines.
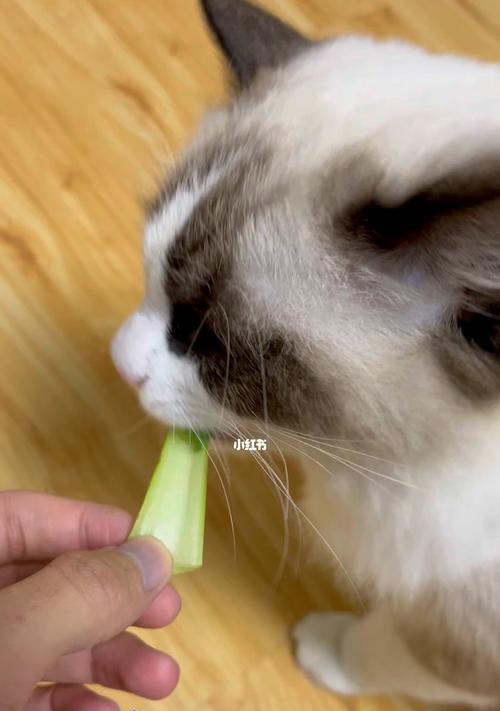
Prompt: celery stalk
<box><xmin>129</xmin><ymin>429</ymin><xmax>209</xmax><ymax>574</ymax></box>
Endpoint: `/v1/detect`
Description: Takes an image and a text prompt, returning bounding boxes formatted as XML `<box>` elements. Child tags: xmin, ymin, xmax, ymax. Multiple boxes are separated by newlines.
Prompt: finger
<box><xmin>25</xmin><ymin>684</ymin><xmax>119</xmax><ymax>711</ymax></box>
<box><xmin>0</xmin><ymin>560</ymin><xmax>181</xmax><ymax>625</ymax></box>
<box><xmin>0</xmin><ymin>560</ymin><xmax>45</xmax><ymax>587</ymax></box>
<box><xmin>92</xmin><ymin>633</ymin><xmax>179</xmax><ymax>700</ymax></box>
<box><xmin>0</xmin><ymin>537</ymin><xmax>171</xmax><ymax>709</ymax></box>
<box><xmin>0</xmin><ymin>490</ymin><xmax>132</xmax><ymax>563</ymax></box>
<box><xmin>133</xmin><ymin>583</ymin><xmax>181</xmax><ymax>628</ymax></box>
<box><xmin>45</xmin><ymin>632</ymin><xmax>179</xmax><ymax>699</ymax></box>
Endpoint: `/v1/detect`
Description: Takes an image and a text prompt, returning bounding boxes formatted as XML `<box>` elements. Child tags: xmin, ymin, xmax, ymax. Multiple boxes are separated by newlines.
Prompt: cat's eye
<box><xmin>168</xmin><ymin>301</ymin><xmax>223</xmax><ymax>357</ymax></box>
<box><xmin>458</xmin><ymin>307</ymin><xmax>500</xmax><ymax>355</ymax></box>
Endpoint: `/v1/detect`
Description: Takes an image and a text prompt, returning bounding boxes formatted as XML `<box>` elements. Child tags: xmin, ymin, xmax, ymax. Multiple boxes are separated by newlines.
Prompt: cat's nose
<box><xmin>111</xmin><ymin>316</ymin><xmax>150</xmax><ymax>388</ymax></box>
<box><xmin>119</xmin><ymin>365</ymin><xmax>149</xmax><ymax>389</ymax></box>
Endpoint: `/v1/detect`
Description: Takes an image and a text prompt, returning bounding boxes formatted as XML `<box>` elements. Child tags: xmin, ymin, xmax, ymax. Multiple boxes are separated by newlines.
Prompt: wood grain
<box><xmin>0</xmin><ymin>1</ymin><xmax>499</xmax><ymax>709</ymax></box>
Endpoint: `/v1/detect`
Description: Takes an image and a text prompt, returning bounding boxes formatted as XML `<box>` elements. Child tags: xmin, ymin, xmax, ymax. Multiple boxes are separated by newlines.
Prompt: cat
<box><xmin>111</xmin><ymin>0</ymin><xmax>500</xmax><ymax>706</ymax></box>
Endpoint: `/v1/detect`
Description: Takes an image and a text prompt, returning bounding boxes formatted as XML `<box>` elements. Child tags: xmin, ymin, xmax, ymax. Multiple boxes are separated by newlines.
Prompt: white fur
<box><xmin>297</xmin><ymin>406</ymin><xmax>500</xmax><ymax>597</ymax></box>
<box><xmin>144</xmin><ymin>171</ymin><xmax>222</xmax><ymax>258</ymax></box>
<box><xmin>142</xmin><ymin>169</ymin><xmax>223</xmax><ymax>310</ymax></box>
<box><xmin>244</xmin><ymin>37</ymin><xmax>500</xmax><ymax>203</ymax></box>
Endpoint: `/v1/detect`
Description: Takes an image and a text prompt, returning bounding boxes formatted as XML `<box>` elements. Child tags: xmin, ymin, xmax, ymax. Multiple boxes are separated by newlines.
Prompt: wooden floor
<box><xmin>1</xmin><ymin>1</ymin><xmax>499</xmax><ymax>709</ymax></box>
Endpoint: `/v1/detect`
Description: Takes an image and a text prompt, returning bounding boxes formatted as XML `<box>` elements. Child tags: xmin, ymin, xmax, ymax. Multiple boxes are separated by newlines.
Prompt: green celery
<box><xmin>129</xmin><ymin>429</ymin><xmax>209</xmax><ymax>574</ymax></box>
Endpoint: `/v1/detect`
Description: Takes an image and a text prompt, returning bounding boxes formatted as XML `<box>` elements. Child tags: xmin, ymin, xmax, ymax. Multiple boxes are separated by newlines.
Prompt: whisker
<box><xmin>332</xmin><ymin>454</ymin><xmax>423</xmax><ymax>491</ymax></box>
<box><xmin>217</xmin><ymin>303</ymin><xmax>232</xmax><ymax>426</ymax></box>
<box><xmin>247</xmin><ymin>411</ymin><xmax>291</xmax><ymax>525</ymax></box>
<box><xmin>238</xmin><ymin>424</ymin><xmax>364</xmax><ymax>610</ymax></box>
<box><xmin>275</xmin><ymin>431</ymin><xmax>394</xmax><ymax>498</ymax></box>
<box><xmin>113</xmin><ymin>414</ymin><xmax>152</xmax><ymax>438</ymax></box>
<box><xmin>251</xmin><ymin>419</ymin><xmax>295</xmax><ymax>529</ymax></box>
<box><xmin>245</xmin><ymin>411</ymin><xmax>293</xmax><ymax>568</ymax></box>
<box><xmin>277</xmin><ymin>431</ymin><xmax>422</xmax><ymax>492</ymax></box>
<box><xmin>210</xmin><ymin>437</ymin><xmax>232</xmax><ymax>491</ymax></box>
<box><xmin>286</xmin><ymin>432</ymin><xmax>398</xmax><ymax>466</ymax></box>
<box><xmin>257</xmin><ymin>332</ymin><xmax>269</xmax><ymax>430</ymax></box>
<box><xmin>275</xmin><ymin>424</ymin><xmax>377</xmax><ymax>445</ymax></box>
<box><xmin>183</xmin><ymin>409</ymin><xmax>237</xmax><ymax>563</ymax></box>
<box><xmin>253</xmin><ymin>422</ymin><xmax>306</xmax><ymax>579</ymax></box>
<box><xmin>235</xmin><ymin>422</ymin><xmax>290</xmax><ymax>589</ymax></box>
<box><xmin>185</xmin><ymin>309</ymin><xmax>210</xmax><ymax>358</ymax></box>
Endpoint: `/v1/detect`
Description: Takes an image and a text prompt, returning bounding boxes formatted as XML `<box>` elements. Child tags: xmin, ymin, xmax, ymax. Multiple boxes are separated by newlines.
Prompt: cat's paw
<box><xmin>292</xmin><ymin>612</ymin><xmax>360</xmax><ymax>695</ymax></box>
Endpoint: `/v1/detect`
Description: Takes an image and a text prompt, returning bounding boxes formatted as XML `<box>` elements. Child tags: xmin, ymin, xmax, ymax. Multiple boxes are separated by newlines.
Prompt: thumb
<box><xmin>0</xmin><ymin>536</ymin><xmax>171</xmax><ymax>703</ymax></box>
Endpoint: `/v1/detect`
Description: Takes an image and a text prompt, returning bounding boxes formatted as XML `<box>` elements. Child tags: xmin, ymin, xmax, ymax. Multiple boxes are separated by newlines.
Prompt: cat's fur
<box><xmin>111</xmin><ymin>0</ymin><xmax>500</xmax><ymax>705</ymax></box>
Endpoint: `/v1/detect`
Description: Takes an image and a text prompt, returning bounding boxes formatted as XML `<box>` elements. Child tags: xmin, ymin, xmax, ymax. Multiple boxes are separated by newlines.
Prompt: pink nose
<box><xmin>111</xmin><ymin>320</ymin><xmax>149</xmax><ymax>388</ymax></box>
<box><xmin>119</xmin><ymin>367</ymin><xmax>149</xmax><ymax>388</ymax></box>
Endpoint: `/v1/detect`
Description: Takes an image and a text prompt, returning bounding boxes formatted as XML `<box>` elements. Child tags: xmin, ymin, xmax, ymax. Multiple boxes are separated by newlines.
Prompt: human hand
<box><xmin>0</xmin><ymin>490</ymin><xmax>181</xmax><ymax>710</ymax></box>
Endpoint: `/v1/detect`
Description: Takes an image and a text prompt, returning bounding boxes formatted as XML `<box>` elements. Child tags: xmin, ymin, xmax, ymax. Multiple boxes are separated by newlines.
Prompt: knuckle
<box><xmin>52</xmin><ymin>551</ymin><xmax>133</xmax><ymax>620</ymax></box>
<box><xmin>0</xmin><ymin>493</ymin><xmax>28</xmax><ymax>560</ymax></box>
<box><xmin>76</xmin><ymin>502</ymin><xmax>95</xmax><ymax>550</ymax></box>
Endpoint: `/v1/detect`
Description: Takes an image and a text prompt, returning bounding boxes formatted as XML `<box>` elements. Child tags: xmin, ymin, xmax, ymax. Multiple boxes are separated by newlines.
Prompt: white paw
<box><xmin>292</xmin><ymin>612</ymin><xmax>360</xmax><ymax>695</ymax></box>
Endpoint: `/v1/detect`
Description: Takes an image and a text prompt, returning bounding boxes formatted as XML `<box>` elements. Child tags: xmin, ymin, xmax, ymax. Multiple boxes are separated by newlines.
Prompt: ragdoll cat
<box><xmin>111</xmin><ymin>0</ymin><xmax>500</xmax><ymax>705</ymax></box>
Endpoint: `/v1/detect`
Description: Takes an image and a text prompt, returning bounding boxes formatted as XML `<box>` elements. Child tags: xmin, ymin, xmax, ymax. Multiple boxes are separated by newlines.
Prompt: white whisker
<box><xmin>277</xmin><ymin>430</ymin><xmax>423</xmax><ymax>492</ymax></box>
<box><xmin>113</xmin><ymin>414</ymin><xmax>152</xmax><ymax>438</ymax></box>
<box><xmin>257</xmin><ymin>332</ymin><xmax>269</xmax><ymax>429</ymax></box>
<box><xmin>277</xmin><ymin>430</ymin><xmax>394</xmax><ymax>499</ymax></box>
<box><xmin>183</xmin><ymin>409</ymin><xmax>237</xmax><ymax>563</ymax></box>
<box><xmin>238</xmin><ymin>424</ymin><xmax>364</xmax><ymax>610</ymax></box>
<box><xmin>210</xmin><ymin>437</ymin><xmax>232</xmax><ymax>490</ymax></box>
<box><xmin>254</xmin><ymin>422</ymin><xmax>305</xmax><ymax>578</ymax></box>
<box><xmin>217</xmin><ymin>303</ymin><xmax>232</xmax><ymax>427</ymax></box>
<box><xmin>235</xmin><ymin>422</ymin><xmax>290</xmax><ymax>589</ymax></box>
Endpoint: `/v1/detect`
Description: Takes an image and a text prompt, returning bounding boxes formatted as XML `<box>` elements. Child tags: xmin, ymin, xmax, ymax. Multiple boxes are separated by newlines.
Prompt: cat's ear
<box><xmin>200</xmin><ymin>0</ymin><xmax>310</xmax><ymax>87</ymax></box>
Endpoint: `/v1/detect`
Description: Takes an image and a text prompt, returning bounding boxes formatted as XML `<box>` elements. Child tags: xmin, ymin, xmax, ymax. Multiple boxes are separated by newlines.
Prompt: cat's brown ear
<box><xmin>200</xmin><ymin>0</ymin><xmax>310</xmax><ymax>87</ymax></box>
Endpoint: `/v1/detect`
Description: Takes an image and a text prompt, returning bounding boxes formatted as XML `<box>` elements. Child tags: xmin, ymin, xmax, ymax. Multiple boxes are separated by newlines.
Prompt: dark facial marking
<box><xmin>340</xmin><ymin>189</ymin><xmax>500</xmax><ymax>256</ymax></box>
<box><xmin>165</xmin><ymin>192</ymin><xmax>231</xmax><ymax>362</ymax></box>
<box><xmin>198</xmin><ymin>328</ymin><xmax>335</xmax><ymax>432</ymax></box>
<box><xmin>434</xmin><ymin>333</ymin><xmax>500</xmax><ymax>401</ymax></box>
<box><xmin>157</xmin><ymin>141</ymin><xmax>334</xmax><ymax>431</ymax></box>
<box><xmin>168</xmin><ymin>298</ymin><xmax>225</xmax><ymax>358</ymax></box>
<box><xmin>458</xmin><ymin>303</ymin><xmax>500</xmax><ymax>355</ymax></box>
<box><xmin>167</xmin><ymin>223</ymin><xmax>331</xmax><ymax>430</ymax></box>
<box><xmin>337</xmin><ymin>158</ymin><xmax>500</xmax><ymax>400</ymax></box>
<box><xmin>162</xmin><ymin>133</ymin><xmax>272</xmax><ymax>354</ymax></box>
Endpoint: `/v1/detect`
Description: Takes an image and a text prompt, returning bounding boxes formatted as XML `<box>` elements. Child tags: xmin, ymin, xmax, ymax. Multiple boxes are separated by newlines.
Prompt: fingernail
<box><xmin>118</xmin><ymin>537</ymin><xmax>172</xmax><ymax>591</ymax></box>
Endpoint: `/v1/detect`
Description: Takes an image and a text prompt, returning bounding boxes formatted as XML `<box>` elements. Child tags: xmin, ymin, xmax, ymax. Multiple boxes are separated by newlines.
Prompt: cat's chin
<box><xmin>137</xmin><ymin>390</ymin><xmax>214</xmax><ymax>432</ymax></box>
<box><xmin>142</xmin><ymin>402</ymin><xmax>231</xmax><ymax>439</ymax></box>
<box><xmin>137</xmin><ymin>387</ymin><xmax>240</xmax><ymax>439</ymax></box>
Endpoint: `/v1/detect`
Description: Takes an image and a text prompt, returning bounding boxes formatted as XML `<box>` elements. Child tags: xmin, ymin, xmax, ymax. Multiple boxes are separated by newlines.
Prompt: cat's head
<box><xmin>112</xmin><ymin>0</ymin><xmax>500</xmax><ymax>452</ymax></box>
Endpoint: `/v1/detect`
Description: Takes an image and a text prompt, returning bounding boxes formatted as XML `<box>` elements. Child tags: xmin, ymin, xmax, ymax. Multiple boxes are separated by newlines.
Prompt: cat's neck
<box><xmin>299</xmin><ymin>408</ymin><xmax>500</xmax><ymax>598</ymax></box>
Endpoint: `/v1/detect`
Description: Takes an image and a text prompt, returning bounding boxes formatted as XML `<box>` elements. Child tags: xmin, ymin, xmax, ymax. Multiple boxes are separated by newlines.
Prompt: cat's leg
<box><xmin>293</xmin><ymin>606</ymin><xmax>495</xmax><ymax>706</ymax></box>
